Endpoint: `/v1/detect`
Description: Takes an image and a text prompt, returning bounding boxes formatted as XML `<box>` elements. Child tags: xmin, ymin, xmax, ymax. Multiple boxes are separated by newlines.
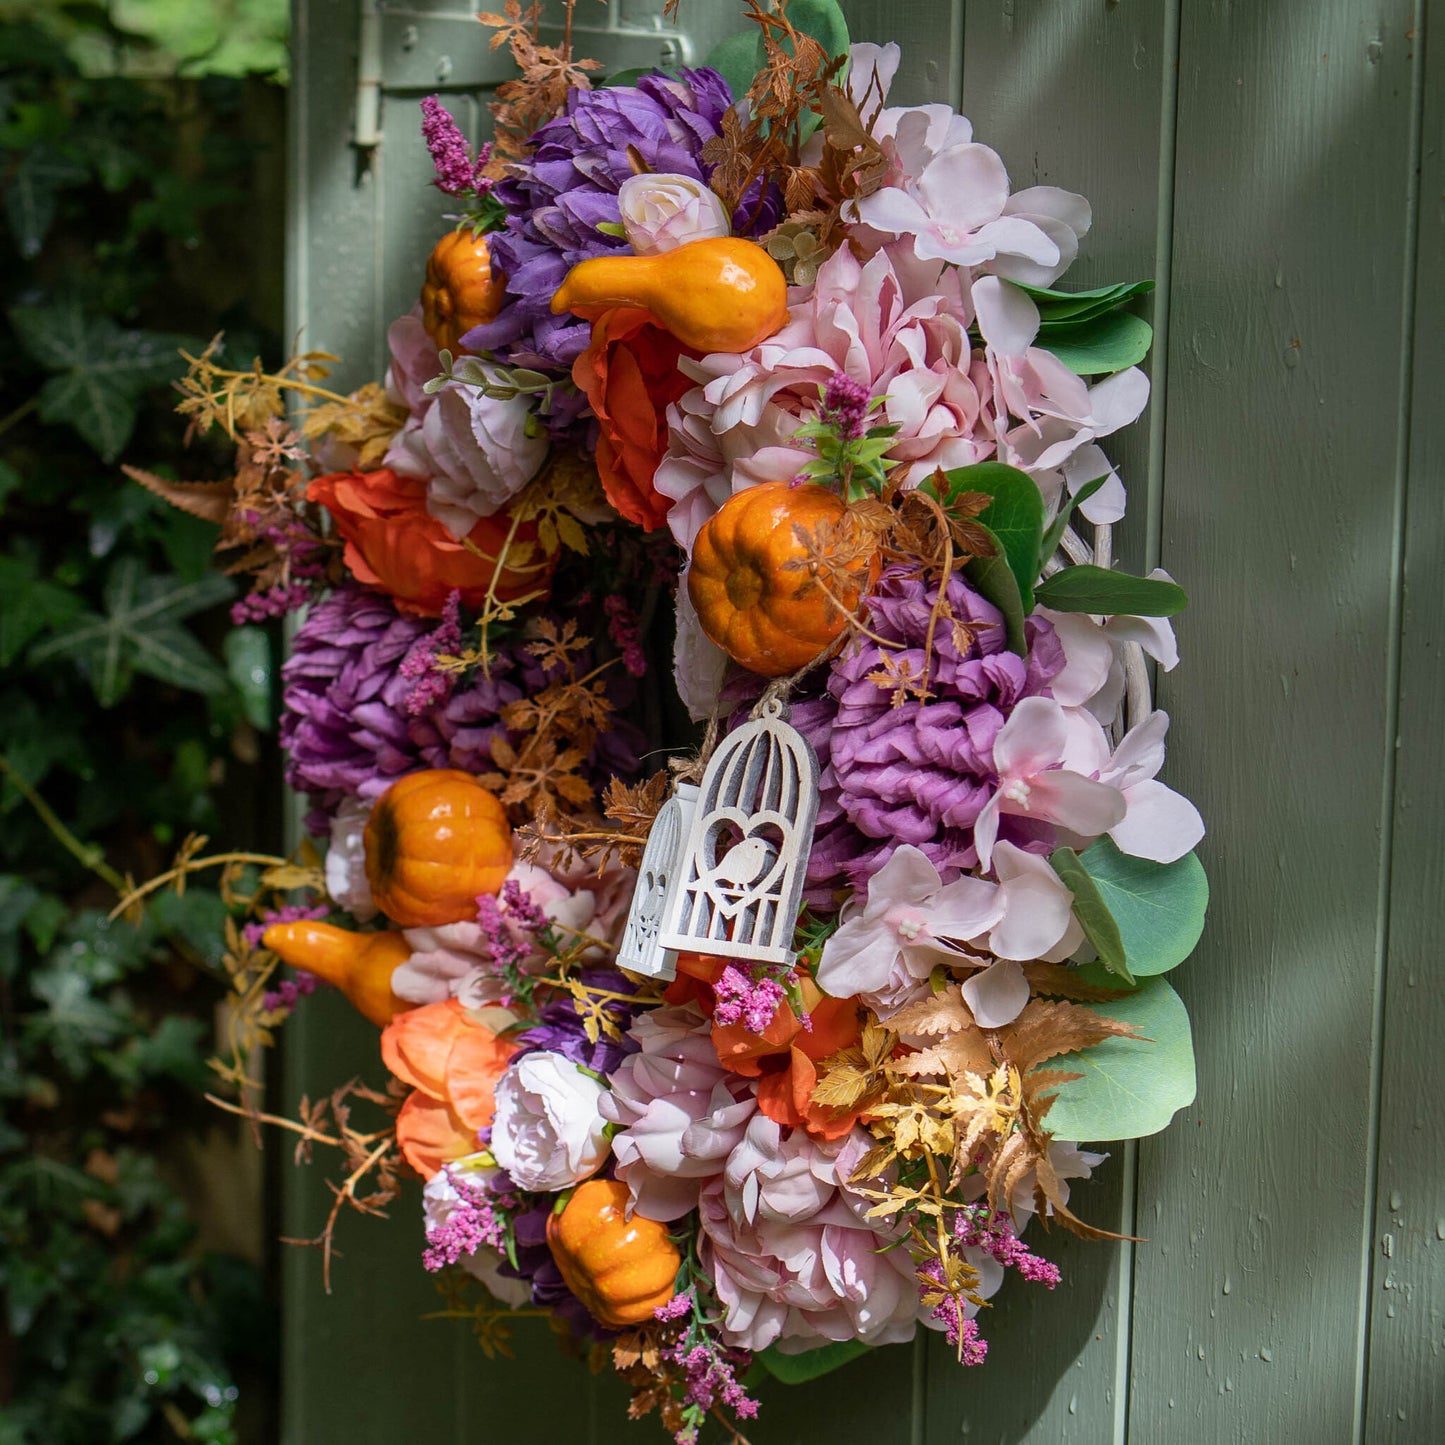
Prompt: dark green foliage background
<box><xmin>0</xmin><ymin>12</ymin><xmax>285</xmax><ymax>1442</ymax></box>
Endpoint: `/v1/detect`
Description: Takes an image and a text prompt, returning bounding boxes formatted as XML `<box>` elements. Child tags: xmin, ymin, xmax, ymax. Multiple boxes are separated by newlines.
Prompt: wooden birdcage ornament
<box><xmin>615</xmin><ymin>782</ymin><xmax>700</xmax><ymax>981</ymax></box>
<box><xmin>655</xmin><ymin>697</ymin><xmax>819</xmax><ymax>969</ymax></box>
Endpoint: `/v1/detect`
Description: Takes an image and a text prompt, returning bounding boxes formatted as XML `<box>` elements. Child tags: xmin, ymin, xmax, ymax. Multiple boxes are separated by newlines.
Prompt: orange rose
<box><xmin>381</xmin><ymin>998</ymin><xmax>518</xmax><ymax>1178</ymax></box>
<box><xmin>308</xmin><ymin>467</ymin><xmax>554</xmax><ymax>617</ymax></box>
<box><xmin>672</xmin><ymin>953</ymin><xmax>866</xmax><ymax>1142</ymax></box>
<box><xmin>570</xmin><ymin>307</ymin><xmax>699</xmax><ymax>532</ymax></box>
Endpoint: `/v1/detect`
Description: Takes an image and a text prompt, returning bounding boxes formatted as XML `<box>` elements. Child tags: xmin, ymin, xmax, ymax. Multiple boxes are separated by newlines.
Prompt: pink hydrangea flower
<box><xmin>599</xmin><ymin>1006</ymin><xmax>757</xmax><ymax>1222</ymax></box>
<box><xmin>655</xmin><ymin>242</ymin><xmax>992</xmax><ymax>549</ymax></box>
<box><xmin>699</xmin><ymin>1121</ymin><xmax>922</xmax><ymax>1353</ymax></box>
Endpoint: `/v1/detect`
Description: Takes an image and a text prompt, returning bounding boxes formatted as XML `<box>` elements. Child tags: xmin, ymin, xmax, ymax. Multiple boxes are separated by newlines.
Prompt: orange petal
<box><xmin>446</xmin><ymin>1026</ymin><xmax>520</xmax><ymax>1132</ymax></box>
<box><xmin>395</xmin><ymin>1090</ymin><xmax>478</xmax><ymax>1180</ymax></box>
<box><xmin>381</xmin><ymin>998</ymin><xmax>468</xmax><ymax>1098</ymax></box>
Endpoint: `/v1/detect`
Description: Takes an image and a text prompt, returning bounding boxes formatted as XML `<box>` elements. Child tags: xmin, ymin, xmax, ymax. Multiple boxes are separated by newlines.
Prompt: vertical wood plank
<box><xmin>922</xmin><ymin>4</ymin><xmax>1176</xmax><ymax>1438</ymax></box>
<box><xmin>1129</xmin><ymin>3</ymin><xmax>1421</xmax><ymax>1440</ymax></box>
<box><xmin>1364</xmin><ymin>8</ymin><xmax>1443</xmax><ymax>1438</ymax></box>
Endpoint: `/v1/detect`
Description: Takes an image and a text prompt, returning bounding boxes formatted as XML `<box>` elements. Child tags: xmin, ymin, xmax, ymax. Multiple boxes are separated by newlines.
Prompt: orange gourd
<box><xmin>687</xmin><ymin>481</ymin><xmax>881</xmax><ymax>677</ymax></box>
<box><xmin>364</xmin><ymin>769</ymin><xmax>513</xmax><ymax>927</ymax></box>
<box><xmin>550</xmin><ymin>237</ymin><xmax>788</xmax><ymax>353</ymax></box>
<box><xmin>546</xmin><ymin>1179</ymin><xmax>680</xmax><ymax>1328</ymax></box>
<box><xmin>421</xmin><ymin>230</ymin><xmax>507</xmax><ymax>354</ymax></box>
<box><xmin>261</xmin><ymin>920</ymin><xmax>413</xmax><ymax>1027</ymax></box>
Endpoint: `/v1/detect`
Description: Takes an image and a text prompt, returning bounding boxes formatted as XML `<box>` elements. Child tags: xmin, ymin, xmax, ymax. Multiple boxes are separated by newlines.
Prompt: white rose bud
<box><xmin>490</xmin><ymin>1052</ymin><xmax>611</xmax><ymax>1192</ymax></box>
<box><xmin>324</xmin><ymin>798</ymin><xmax>377</xmax><ymax>922</ymax></box>
<box><xmin>617</xmin><ymin>172</ymin><xmax>731</xmax><ymax>256</ymax></box>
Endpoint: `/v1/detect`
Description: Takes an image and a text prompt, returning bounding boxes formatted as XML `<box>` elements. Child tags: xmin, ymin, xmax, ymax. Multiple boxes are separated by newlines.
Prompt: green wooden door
<box><xmin>283</xmin><ymin>2</ymin><xmax>1443</xmax><ymax>1440</ymax></box>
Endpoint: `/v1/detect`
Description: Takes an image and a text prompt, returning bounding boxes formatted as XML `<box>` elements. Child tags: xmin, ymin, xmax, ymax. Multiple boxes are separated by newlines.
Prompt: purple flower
<box><xmin>795</xmin><ymin>565</ymin><xmax>1065</xmax><ymax>891</ymax></box>
<box><xmin>513</xmin><ymin>966</ymin><xmax>643</xmax><ymax>1076</ymax></box>
<box><xmin>465</xmin><ymin>69</ymin><xmax>777</xmax><ymax>424</ymax></box>
<box><xmin>279</xmin><ymin>588</ymin><xmax>528</xmax><ymax>833</ymax></box>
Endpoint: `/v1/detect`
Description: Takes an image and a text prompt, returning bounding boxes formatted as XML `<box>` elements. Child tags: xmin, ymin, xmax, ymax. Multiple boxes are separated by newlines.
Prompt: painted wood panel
<box><xmin>283</xmin><ymin>1</ymin><xmax>1443</xmax><ymax>1440</ymax></box>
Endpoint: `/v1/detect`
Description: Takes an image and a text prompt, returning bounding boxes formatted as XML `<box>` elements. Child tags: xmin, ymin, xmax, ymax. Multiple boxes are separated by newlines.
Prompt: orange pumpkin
<box><xmin>364</xmin><ymin>769</ymin><xmax>513</xmax><ymax>927</ymax></box>
<box><xmin>687</xmin><ymin>481</ymin><xmax>881</xmax><ymax>677</ymax></box>
<box><xmin>546</xmin><ymin>1179</ymin><xmax>680</xmax><ymax>1328</ymax></box>
<box><xmin>421</xmin><ymin>230</ymin><xmax>507</xmax><ymax>354</ymax></box>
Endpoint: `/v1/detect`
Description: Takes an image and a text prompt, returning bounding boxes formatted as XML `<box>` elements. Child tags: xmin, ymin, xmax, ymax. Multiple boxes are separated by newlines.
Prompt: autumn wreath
<box><xmin>130</xmin><ymin>2</ymin><xmax>1207</xmax><ymax>1439</ymax></box>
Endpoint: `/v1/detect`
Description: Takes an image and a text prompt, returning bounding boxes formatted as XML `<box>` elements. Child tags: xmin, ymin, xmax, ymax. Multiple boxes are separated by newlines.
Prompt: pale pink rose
<box><xmin>490</xmin><ymin>1052</ymin><xmax>610</xmax><ymax>1192</ymax></box>
<box><xmin>618</xmin><ymin>172</ymin><xmax>731</xmax><ymax>254</ymax></box>
<box><xmin>700</xmin><ymin>1123</ymin><xmax>922</xmax><ymax>1353</ymax></box>
<box><xmin>655</xmin><ymin>242</ymin><xmax>993</xmax><ymax>549</ymax></box>
<box><xmin>600</xmin><ymin>1006</ymin><xmax>756</xmax><ymax>1222</ymax></box>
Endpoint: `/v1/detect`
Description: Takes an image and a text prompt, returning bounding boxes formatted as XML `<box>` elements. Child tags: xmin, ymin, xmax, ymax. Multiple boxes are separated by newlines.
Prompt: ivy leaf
<box><xmin>8</xmin><ymin>300</ymin><xmax>200</xmax><ymax>460</ymax></box>
<box><xmin>1033</xmin><ymin>564</ymin><xmax>1188</xmax><ymax>617</ymax></box>
<box><xmin>26</xmin><ymin>966</ymin><xmax>129</xmax><ymax>1075</ymax></box>
<box><xmin>1075</xmin><ymin>838</ymin><xmax>1208</xmax><ymax>977</ymax></box>
<box><xmin>1050</xmin><ymin>845</ymin><xmax>1132</xmax><ymax>984</ymax></box>
<box><xmin>758</xmin><ymin>1338</ymin><xmax>871</xmax><ymax>1383</ymax></box>
<box><xmin>0</xmin><ymin>875</ymin><xmax>42</xmax><ymax>981</ymax></box>
<box><xmin>3</xmin><ymin>143</ymin><xmax>87</xmax><ymax>259</ymax></box>
<box><xmin>28</xmin><ymin>558</ymin><xmax>233</xmax><ymax>705</ymax></box>
<box><xmin>0</xmin><ymin>555</ymin><xmax>84</xmax><ymax>666</ymax></box>
<box><xmin>1038</xmin><ymin>970</ymin><xmax>1195</xmax><ymax>1141</ymax></box>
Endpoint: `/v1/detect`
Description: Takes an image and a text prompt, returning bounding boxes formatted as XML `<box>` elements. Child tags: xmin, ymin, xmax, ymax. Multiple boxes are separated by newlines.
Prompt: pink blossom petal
<box><xmin>1086</xmin><ymin>367</ymin><xmax>1151</xmax><ymax>435</ymax></box>
<box><xmin>916</xmin><ymin>144</ymin><xmax>1010</xmax><ymax>229</ymax></box>
<box><xmin>854</xmin><ymin>185</ymin><xmax>933</xmax><ymax>236</ymax></box>
<box><xmin>1107</xmin><ymin>711</ymin><xmax>1170</xmax><ymax>788</ymax></box>
<box><xmin>1024</xmin><ymin>769</ymin><xmax>1128</xmax><ymax>838</ymax></box>
<box><xmin>847</xmin><ymin>42</ymin><xmax>902</xmax><ymax>107</ymax></box>
<box><xmin>1044</xmin><ymin>612</ymin><xmax>1114</xmax><ymax>707</ymax></box>
<box><xmin>962</xmin><ymin>959</ymin><xmax>1030</xmax><ymax>1028</ymax></box>
<box><xmin>927</xmin><ymin>874</ymin><xmax>1004</xmax><ymax>941</ymax></box>
<box><xmin>972</xmin><ymin>276</ymin><xmax>1040</xmax><ymax>355</ymax></box>
<box><xmin>1005</xmin><ymin>185</ymin><xmax>1093</xmax><ymax>239</ymax></box>
<box><xmin>1111</xmin><ymin>779</ymin><xmax>1205</xmax><ymax>863</ymax></box>
<box><xmin>868</xmin><ymin>843</ymin><xmax>946</xmax><ymax>910</ymax></box>
<box><xmin>992</xmin><ymin>696</ymin><xmax>1072</xmax><ymax>777</ymax></box>
<box><xmin>988</xmin><ymin>841</ymin><xmax>1076</xmax><ymax>961</ymax></box>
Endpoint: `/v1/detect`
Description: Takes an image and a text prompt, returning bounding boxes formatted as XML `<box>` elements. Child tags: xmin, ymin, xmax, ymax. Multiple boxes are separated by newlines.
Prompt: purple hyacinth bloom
<box><xmin>795</xmin><ymin>566</ymin><xmax>1065</xmax><ymax>892</ymax></box>
<box><xmin>464</xmin><ymin>68</ymin><xmax>779</xmax><ymax>425</ymax></box>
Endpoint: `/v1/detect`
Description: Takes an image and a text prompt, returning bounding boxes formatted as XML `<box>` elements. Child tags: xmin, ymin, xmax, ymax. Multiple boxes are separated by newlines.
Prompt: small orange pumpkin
<box><xmin>421</xmin><ymin>230</ymin><xmax>507</xmax><ymax>354</ymax></box>
<box><xmin>364</xmin><ymin>769</ymin><xmax>513</xmax><ymax>927</ymax></box>
<box><xmin>687</xmin><ymin>481</ymin><xmax>881</xmax><ymax>677</ymax></box>
<box><xmin>546</xmin><ymin>1179</ymin><xmax>680</xmax><ymax>1329</ymax></box>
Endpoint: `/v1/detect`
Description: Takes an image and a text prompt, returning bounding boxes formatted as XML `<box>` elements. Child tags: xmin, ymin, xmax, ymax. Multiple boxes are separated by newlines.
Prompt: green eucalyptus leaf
<box><xmin>758</xmin><ymin>1338</ymin><xmax>871</xmax><ymax>1384</ymax></box>
<box><xmin>1033</xmin><ymin>564</ymin><xmax>1187</xmax><ymax>617</ymax></box>
<box><xmin>962</xmin><ymin>521</ymin><xmax>1027</xmax><ymax>656</ymax></box>
<box><xmin>1039</xmin><ymin>475</ymin><xmax>1108</xmax><ymax>562</ymax></box>
<box><xmin>1041</xmin><ymin>310</ymin><xmax>1154</xmax><ymax>376</ymax></box>
<box><xmin>704</xmin><ymin>30</ymin><xmax>763</xmax><ymax>105</ymax></box>
<box><xmin>1076</xmin><ymin>838</ymin><xmax>1209</xmax><ymax>977</ymax></box>
<box><xmin>935</xmin><ymin>461</ymin><xmax>1046</xmax><ymax>611</ymax></box>
<box><xmin>1050</xmin><ymin>845</ymin><xmax>1132</xmax><ymax>984</ymax></box>
<box><xmin>1021</xmin><ymin>278</ymin><xmax>1154</xmax><ymax>323</ymax></box>
<box><xmin>780</xmin><ymin>0</ymin><xmax>851</xmax><ymax>61</ymax></box>
<box><xmin>1039</xmin><ymin>971</ymin><xmax>1195</xmax><ymax>1141</ymax></box>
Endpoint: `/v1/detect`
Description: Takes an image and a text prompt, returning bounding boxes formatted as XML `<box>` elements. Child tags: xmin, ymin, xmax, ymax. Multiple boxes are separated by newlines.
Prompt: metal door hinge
<box><xmin>354</xmin><ymin>0</ymin><xmax>695</xmax><ymax>149</ymax></box>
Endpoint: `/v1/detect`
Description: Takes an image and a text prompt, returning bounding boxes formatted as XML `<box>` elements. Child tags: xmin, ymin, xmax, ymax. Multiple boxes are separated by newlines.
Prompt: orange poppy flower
<box><xmin>381</xmin><ymin>998</ymin><xmax>518</xmax><ymax>1179</ymax></box>
<box><xmin>309</xmin><ymin>467</ymin><xmax>554</xmax><ymax>617</ymax></box>
<box><xmin>570</xmin><ymin>307</ymin><xmax>699</xmax><ymax>532</ymax></box>
<box><xmin>673</xmin><ymin>953</ymin><xmax>866</xmax><ymax>1142</ymax></box>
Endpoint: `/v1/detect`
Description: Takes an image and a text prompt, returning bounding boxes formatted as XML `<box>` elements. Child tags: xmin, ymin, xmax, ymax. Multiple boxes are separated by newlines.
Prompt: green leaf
<box><xmin>9</xmin><ymin>301</ymin><xmax>200</xmax><ymax>461</ymax></box>
<box><xmin>1033</xmin><ymin>564</ymin><xmax>1188</xmax><ymax>617</ymax></box>
<box><xmin>1020</xmin><ymin>279</ymin><xmax>1154</xmax><ymax>323</ymax></box>
<box><xmin>1040</xmin><ymin>971</ymin><xmax>1195</xmax><ymax>1141</ymax></box>
<box><xmin>704</xmin><ymin>30</ymin><xmax>763</xmax><ymax>105</ymax></box>
<box><xmin>1039</xmin><ymin>475</ymin><xmax>1108</xmax><ymax>562</ymax></box>
<box><xmin>962</xmin><ymin>522</ymin><xmax>1027</xmax><ymax>656</ymax></box>
<box><xmin>3</xmin><ymin>143</ymin><xmax>87</xmax><ymax>259</ymax></box>
<box><xmin>758</xmin><ymin>1338</ymin><xmax>871</xmax><ymax>1384</ymax></box>
<box><xmin>1050</xmin><ymin>846</ymin><xmax>1132</xmax><ymax>984</ymax></box>
<box><xmin>0</xmin><ymin>555</ymin><xmax>84</xmax><ymax>666</ymax></box>
<box><xmin>26</xmin><ymin>966</ymin><xmax>129</xmax><ymax>1075</ymax></box>
<box><xmin>224</xmin><ymin>626</ymin><xmax>273</xmax><ymax>730</ymax></box>
<box><xmin>1075</xmin><ymin>838</ymin><xmax>1209</xmax><ymax>977</ymax></box>
<box><xmin>28</xmin><ymin>558</ymin><xmax>233</xmax><ymax>705</ymax></box>
<box><xmin>1041</xmin><ymin>310</ymin><xmax>1154</xmax><ymax>376</ymax></box>
<box><xmin>0</xmin><ymin>876</ymin><xmax>41</xmax><ymax>981</ymax></box>
<box><xmin>150</xmin><ymin>888</ymin><xmax>229</xmax><ymax>968</ymax></box>
<box><xmin>940</xmin><ymin>462</ymin><xmax>1046</xmax><ymax>609</ymax></box>
<box><xmin>0</xmin><ymin>459</ymin><xmax>22</xmax><ymax>513</ymax></box>
<box><xmin>781</xmin><ymin>0</ymin><xmax>851</xmax><ymax>60</ymax></box>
